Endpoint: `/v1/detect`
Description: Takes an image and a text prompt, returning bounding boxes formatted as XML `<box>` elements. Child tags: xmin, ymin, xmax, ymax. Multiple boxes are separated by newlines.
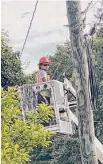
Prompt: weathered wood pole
<box><xmin>66</xmin><ymin>1</ymin><xmax>98</xmax><ymax>163</ymax></box>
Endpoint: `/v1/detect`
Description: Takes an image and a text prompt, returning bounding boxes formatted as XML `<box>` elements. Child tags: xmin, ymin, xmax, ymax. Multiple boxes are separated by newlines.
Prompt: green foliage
<box><xmin>48</xmin><ymin>42</ymin><xmax>73</xmax><ymax>82</ymax></box>
<box><xmin>23</xmin><ymin>72</ymin><xmax>37</xmax><ymax>84</ymax></box>
<box><xmin>92</xmin><ymin>27</ymin><xmax>103</xmax><ymax>144</ymax></box>
<box><xmin>1</xmin><ymin>87</ymin><xmax>54</xmax><ymax>164</ymax></box>
<box><xmin>91</xmin><ymin>2</ymin><xmax>103</xmax><ymax>145</ymax></box>
<box><xmin>30</xmin><ymin>136</ymin><xmax>81</xmax><ymax>164</ymax></box>
<box><xmin>1</xmin><ymin>30</ymin><xmax>25</xmax><ymax>87</ymax></box>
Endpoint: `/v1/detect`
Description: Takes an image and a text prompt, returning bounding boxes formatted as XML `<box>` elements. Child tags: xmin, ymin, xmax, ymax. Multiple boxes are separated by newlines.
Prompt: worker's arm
<box><xmin>42</xmin><ymin>77</ymin><xmax>47</xmax><ymax>82</ymax></box>
<box><xmin>42</xmin><ymin>74</ymin><xmax>50</xmax><ymax>82</ymax></box>
<box><xmin>47</xmin><ymin>75</ymin><xmax>50</xmax><ymax>81</ymax></box>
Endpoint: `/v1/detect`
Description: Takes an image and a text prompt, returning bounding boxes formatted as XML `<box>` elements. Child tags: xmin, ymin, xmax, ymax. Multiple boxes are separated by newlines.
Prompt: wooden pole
<box><xmin>66</xmin><ymin>1</ymin><xmax>98</xmax><ymax>163</ymax></box>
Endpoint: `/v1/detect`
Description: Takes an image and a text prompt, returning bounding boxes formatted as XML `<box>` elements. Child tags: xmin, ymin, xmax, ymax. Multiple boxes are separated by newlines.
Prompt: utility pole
<box><xmin>66</xmin><ymin>1</ymin><xmax>98</xmax><ymax>164</ymax></box>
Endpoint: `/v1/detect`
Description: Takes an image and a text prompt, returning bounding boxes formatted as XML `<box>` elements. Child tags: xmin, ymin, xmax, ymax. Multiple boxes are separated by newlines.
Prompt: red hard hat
<box><xmin>38</xmin><ymin>56</ymin><xmax>51</xmax><ymax>64</ymax></box>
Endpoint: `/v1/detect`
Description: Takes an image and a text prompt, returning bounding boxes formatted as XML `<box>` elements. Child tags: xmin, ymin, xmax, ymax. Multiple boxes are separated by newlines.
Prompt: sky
<box><xmin>1</xmin><ymin>0</ymin><xmax>100</xmax><ymax>74</ymax></box>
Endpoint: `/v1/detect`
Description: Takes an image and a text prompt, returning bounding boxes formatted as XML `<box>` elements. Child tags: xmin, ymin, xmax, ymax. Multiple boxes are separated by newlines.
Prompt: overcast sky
<box><xmin>1</xmin><ymin>0</ymin><xmax>99</xmax><ymax>74</ymax></box>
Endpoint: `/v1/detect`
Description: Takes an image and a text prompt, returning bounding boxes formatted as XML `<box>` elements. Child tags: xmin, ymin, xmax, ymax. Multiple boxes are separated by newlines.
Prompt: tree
<box><xmin>48</xmin><ymin>42</ymin><xmax>73</xmax><ymax>82</ymax></box>
<box><xmin>92</xmin><ymin>27</ymin><xmax>103</xmax><ymax>144</ymax></box>
<box><xmin>1</xmin><ymin>30</ymin><xmax>25</xmax><ymax>87</ymax></box>
<box><xmin>30</xmin><ymin>135</ymin><xmax>81</xmax><ymax>164</ymax></box>
<box><xmin>23</xmin><ymin>71</ymin><xmax>37</xmax><ymax>84</ymax></box>
<box><xmin>66</xmin><ymin>1</ymin><xmax>97</xmax><ymax>163</ymax></box>
<box><xmin>1</xmin><ymin>87</ymin><xmax>54</xmax><ymax>164</ymax></box>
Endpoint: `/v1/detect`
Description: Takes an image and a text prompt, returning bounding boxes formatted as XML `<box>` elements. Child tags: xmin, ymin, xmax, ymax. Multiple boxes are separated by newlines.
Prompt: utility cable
<box><xmin>20</xmin><ymin>0</ymin><xmax>38</xmax><ymax>56</ymax></box>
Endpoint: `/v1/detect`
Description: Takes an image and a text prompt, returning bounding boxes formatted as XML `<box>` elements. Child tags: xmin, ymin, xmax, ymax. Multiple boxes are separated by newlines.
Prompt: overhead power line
<box><xmin>20</xmin><ymin>0</ymin><xmax>38</xmax><ymax>56</ymax></box>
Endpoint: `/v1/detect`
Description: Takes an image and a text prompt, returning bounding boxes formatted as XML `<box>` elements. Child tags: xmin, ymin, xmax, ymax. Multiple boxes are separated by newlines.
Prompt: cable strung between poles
<box><xmin>20</xmin><ymin>0</ymin><xmax>39</xmax><ymax>56</ymax></box>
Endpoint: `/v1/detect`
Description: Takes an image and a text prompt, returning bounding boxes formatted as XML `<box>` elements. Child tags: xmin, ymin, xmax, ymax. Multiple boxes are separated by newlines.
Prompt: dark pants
<box><xmin>37</xmin><ymin>92</ymin><xmax>50</xmax><ymax>105</ymax></box>
<box><xmin>37</xmin><ymin>92</ymin><xmax>51</xmax><ymax>126</ymax></box>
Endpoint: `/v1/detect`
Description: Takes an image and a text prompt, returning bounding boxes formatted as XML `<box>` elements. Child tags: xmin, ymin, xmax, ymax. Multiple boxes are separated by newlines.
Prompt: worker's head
<box><xmin>38</xmin><ymin>56</ymin><xmax>51</xmax><ymax>71</ymax></box>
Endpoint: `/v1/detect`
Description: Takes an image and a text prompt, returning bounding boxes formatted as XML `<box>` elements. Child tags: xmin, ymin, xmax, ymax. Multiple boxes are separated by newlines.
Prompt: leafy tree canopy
<box><xmin>1</xmin><ymin>87</ymin><xmax>54</xmax><ymax>164</ymax></box>
<box><xmin>1</xmin><ymin>30</ymin><xmax>25</xmax><ymax>87</ymax></box>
